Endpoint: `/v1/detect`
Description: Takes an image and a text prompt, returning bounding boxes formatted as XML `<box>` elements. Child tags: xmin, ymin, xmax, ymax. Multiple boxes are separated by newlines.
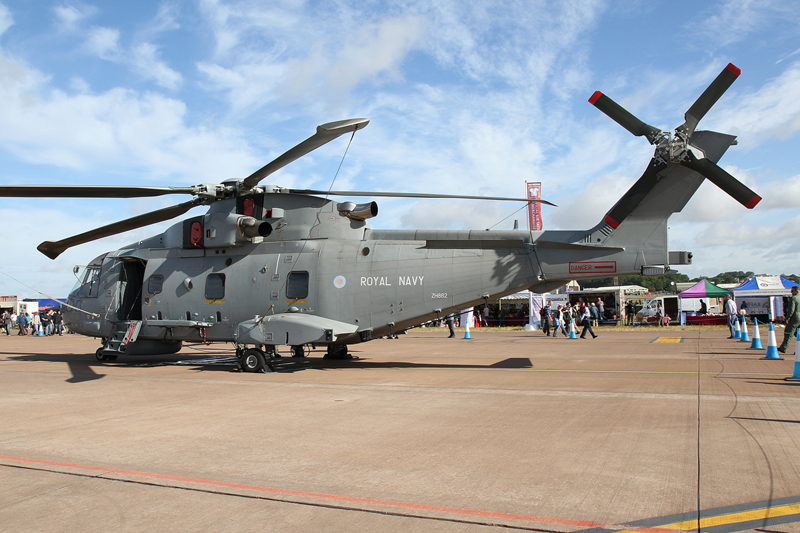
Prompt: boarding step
<box><xmin>103</xmin><ymin>321</ymin><xmax>142</xmax><ymax>355</ymax></box>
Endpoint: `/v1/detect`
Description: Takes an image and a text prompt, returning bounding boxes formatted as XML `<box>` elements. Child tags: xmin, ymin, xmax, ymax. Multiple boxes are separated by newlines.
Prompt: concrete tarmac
<box><xmin>1</xmin><ymin>328</ymin><xmax>800</xmax><ymax>532</ymax></box>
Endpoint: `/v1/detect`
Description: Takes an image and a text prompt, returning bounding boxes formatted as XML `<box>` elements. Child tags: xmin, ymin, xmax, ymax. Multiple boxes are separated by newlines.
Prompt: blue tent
<box><xmin>733</xmin><ymin>276</ymin><xmax>800</xmax><ymax>297</ymax></box>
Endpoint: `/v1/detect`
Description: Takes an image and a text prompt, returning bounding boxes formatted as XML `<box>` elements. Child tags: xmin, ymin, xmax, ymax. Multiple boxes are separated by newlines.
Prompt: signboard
<box><xmin>526</xmin><ymin>182</ymin><xmax>542</xmax><ymax>231</ymax></box>
<box><xmin>569</xmin><ymin>261</ymin><xmax>617</xmax><ymax>274</ymax></box>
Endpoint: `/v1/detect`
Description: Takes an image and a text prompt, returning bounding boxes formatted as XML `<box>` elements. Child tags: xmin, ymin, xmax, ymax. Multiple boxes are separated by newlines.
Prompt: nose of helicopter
<box><xmin>61</xmin><ymin>301</ymin><xmax>102</xmax><ymax>337</ymax></box>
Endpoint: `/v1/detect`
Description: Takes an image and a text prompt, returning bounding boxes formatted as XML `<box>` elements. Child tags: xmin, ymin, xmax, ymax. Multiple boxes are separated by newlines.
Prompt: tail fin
<box><xmin>582</xmin><ymin>130</ymin><xmax>738</xmax><ymax>247</ymax></box>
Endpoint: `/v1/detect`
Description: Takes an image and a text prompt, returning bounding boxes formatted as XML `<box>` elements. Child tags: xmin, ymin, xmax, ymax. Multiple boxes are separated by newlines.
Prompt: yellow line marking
<box><xmin>652</xmin><ymin>337</ymin><xmax>683</xmax><ymax>344</ymax></box>
<box><xmin>611</xmin><ymin>502</ymin><xmax>800</xmax><ymax>533</ymax></box>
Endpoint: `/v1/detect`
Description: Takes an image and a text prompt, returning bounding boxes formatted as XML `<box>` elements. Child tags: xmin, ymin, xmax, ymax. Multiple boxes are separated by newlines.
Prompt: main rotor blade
<box><xmin>287</xmin><ymin>189</ymin><xmax>557</xmax><ymax>206</ymax></box>
<box><xmin>37</xmin><ymin>198</ymin><xmax>204</xmax><ymax>260</ymax></box>
<box><xmin>242</xmin><ymin>118</ymin><xmax>370</xmax><ymax>189</ymax></box>
<box><xmin>681</xmin><ymin>156</ymin><xmax>761</xmax><ymax>209</ymax></box>
<box><xmin>680</xmin><ymin>63</ymin><xmax>740</xmax><ymax>137</ymax></box>
<box><xmin>589</xmin><ymin>92</ymin><xmax>662</xmax><ymax>144</ymax></box>
<box><xmin>0</xmin><ymin>185</ymin><xmax>196</xmax><ymax>198</ymax></box>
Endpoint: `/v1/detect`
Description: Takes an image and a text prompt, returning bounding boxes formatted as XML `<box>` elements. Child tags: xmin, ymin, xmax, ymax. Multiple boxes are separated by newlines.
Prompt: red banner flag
<box><xmin>526</xmin><ymin>182</ymin><xmax>542</xmax><ymax>231</ymax></box>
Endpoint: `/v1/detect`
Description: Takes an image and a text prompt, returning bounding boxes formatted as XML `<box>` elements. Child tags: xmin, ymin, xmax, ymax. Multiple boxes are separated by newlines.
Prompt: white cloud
<box><xmin>0</xmin><ymin>48</ymin><xmax>259</xmax><ymax>180</ymax></box>
<box><xmin>54</xmin><ymin>3</ymin><xmax>96</xmax><ymax>32</ymax></box>
<box><xmin>84</xmin><ymin>26</ymin><xmax>121</xmax><ymax>59</ymax></box>
<box><xmin>688</xmin><ymin>0</ymin><xmax>800</xmax><ymax>49</ymax></box>
<box><xmin>0</xmin><ymin>3</ymin><xmax>11</xmax><ymax>36</ymax></box>
<box><xmin>130</xmin><ymin>42</ymin><xmax>183</xmax><ymax>90</ymax></box>
<box><xmin>707</xmin><ymin>61</ymin><xmax>800</xmax><ymax>146</ymax></box>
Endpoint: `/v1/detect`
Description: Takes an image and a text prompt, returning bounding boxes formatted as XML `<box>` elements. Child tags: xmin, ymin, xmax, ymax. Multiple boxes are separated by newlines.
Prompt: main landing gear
<box><xmin>238</xmin><ymin>345</ymin><xmax>275</xmax><ymax>373</ymax></box>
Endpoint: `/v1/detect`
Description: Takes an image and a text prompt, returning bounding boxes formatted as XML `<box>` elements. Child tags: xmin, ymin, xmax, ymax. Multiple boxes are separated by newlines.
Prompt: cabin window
<box><xmin>286</xmin><ymin>271</ymin><xmax>309</xmax><ymax>299</ymax></box>
<box><xmin>148</xmin><ymin>275</ymin><xmax>164</xmax><ymax>294</ymax></box>
<box><xmin>205</xmin><ymin>273</ymin><xmax>226</xmax><ymax>300</ymax></box>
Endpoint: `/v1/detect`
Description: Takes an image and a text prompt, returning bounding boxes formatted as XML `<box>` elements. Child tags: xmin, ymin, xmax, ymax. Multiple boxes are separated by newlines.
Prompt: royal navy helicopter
<box><xmin>0</xmin><ymin>63</ymin><xmax>759</xmax><ymax>372</ymax></box>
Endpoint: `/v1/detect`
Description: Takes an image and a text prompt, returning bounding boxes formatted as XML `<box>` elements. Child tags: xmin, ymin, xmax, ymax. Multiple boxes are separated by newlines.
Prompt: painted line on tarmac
<box><xmin>0</xmin><ymin>453</ymin><xmax>606</xmax><ymax>530</ymax></box>
<box><xmin>577</xmin><ymin>495</ymin><xmax>800</xmax><ymax>533</ymax></box>
<box><xmin>515</xmin><ymin>369</ymin><xmax>788</xmax><ymax>376</ymax></box>
<box><xmin>650</xmin><ymin>337</ymin><xmax>684</xmax><ymax>344</ymax></box>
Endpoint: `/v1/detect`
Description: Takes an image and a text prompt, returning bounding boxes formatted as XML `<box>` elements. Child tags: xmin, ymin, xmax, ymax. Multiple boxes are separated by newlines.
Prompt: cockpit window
<box><xmin>78</xmin><ymin>267</ymin><xmax>100</xmax><ymax>298</ymax></box>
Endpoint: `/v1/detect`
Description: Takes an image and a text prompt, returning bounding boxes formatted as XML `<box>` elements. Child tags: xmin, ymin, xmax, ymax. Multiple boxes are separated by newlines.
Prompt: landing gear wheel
<box><xmin>241</xmin><ymin>348</ymin><xmax>266</xmax><ymax>373</ymax></box>
<box><xmin>95</xmin><ymin>347</ymin><xmax>108</xmax><ymax>361</ymax></box>
<box><xmin>324</xmin><ymin>344</ymin><xmax>351</xmax><ymax>360</ymax></box>
<box><xmin>291</xmin><ymin>345</ymin><xmax>306</xmax><ymax>358</ymax></box>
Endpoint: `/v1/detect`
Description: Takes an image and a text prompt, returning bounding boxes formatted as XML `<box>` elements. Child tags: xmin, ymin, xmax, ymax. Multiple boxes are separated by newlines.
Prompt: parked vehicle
<box><xmin>636</xmin><ymin>296</ymin><xmax>705</xmax><ymax>324</ymax></box>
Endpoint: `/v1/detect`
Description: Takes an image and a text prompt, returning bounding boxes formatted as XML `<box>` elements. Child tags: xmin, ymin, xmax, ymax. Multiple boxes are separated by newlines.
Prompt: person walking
<box><xmin>552</xmin><ymin>305</ymin><xmax>567</xmax><ymax>337</ymax></box>
<box><xmin>445</xmin><ymin>313</ymin><xmax>456</xmax><ymax>338</ymax></box>
<box><xmin>579</xmin><ymin>304</ymin><xmax>598</xmax><ymax>339</ymax></box>
<box><xmin>540</xmin><ymin>305</ymin><xmax>550</xmax><ymax>336</ymax></box>
<box><xmin>31</xmin><ymin>312</ymin><xmax>40</xmax><ymax>336</ymax></box>
<box><xmin>724</xmin><ymin>294</ymin><xmax>738</xmax><ymax>338</ymax></box>
<box><xmin>778</xmin><ymin>286</ymin><xmax>800</xmax><ymax>354</ymax></box>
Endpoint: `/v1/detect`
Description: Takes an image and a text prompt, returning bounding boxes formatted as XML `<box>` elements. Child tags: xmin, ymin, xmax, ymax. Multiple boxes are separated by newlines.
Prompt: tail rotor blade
<box><xmin>680</xmin><ymin>63</ymin><xmax>741</xmax><ymax>137</ymax></box>
<box><xmin>681</xmin><ymin>156</ymin><xmax>761</xmax><ymax>209</ymax></box>
<box><xmin>37</xmin><ymin>199</ymin><xmax>203</xmax><ymax>259</ymax></box>
<box><xmin>589</xmin><ymin>92</ymin><xmax>662</xmax><ymax>144</ymax></box>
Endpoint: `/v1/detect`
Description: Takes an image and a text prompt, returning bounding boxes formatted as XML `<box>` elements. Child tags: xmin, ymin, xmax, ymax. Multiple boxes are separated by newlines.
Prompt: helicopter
<box><xmin>0</xmin><ymin>63</ymin><xmax>760</xmax><ymax>372</ymax></box>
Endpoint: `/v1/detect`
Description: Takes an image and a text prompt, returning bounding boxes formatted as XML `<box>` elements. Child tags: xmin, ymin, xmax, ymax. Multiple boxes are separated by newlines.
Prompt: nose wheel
<box><xmin>95</xmin><ymin>346</ymin><xmax>118</xmax><ymax>361</ymax></box>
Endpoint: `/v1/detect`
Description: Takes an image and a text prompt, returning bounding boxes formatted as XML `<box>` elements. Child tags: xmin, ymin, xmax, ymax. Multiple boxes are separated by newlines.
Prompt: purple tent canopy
<box><xmin>679</xmin><ymin>279</ymin><xmax>732</xmax><ymax>298</ymax></box>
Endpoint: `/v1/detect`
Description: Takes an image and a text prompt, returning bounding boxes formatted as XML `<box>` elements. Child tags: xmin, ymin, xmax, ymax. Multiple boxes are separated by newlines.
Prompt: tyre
<box><xmin>291</xmin><ymin>345</ymin><xmax>306</xmax><ymax>358</ymax></box>
<box><xmin>241</xmin><ymin>348</ymin><xmax>266</xmax><ymax>372</ymax></box>
<box><xmin>324</xmin><ymin>344</ymin><xmax>350</xmax><ymax>359</ymax></box>
<box><xmin>95</xmin><ymin>347</ymin><xmax>108</xmax><ymax>361</ymax></box>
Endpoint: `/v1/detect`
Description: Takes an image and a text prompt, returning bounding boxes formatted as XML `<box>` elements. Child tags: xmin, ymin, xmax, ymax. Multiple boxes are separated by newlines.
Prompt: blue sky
<box><xmin>1</xmin><ymin>0</ymin><xmax>799</xmax><ymax>298</ymax></box>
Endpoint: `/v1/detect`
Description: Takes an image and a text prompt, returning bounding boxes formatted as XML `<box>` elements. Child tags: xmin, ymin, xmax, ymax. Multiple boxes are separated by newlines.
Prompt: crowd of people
<box><xmin>1</xmin><ymin>309</ymin><xmax>66</xmax><ymax>336</ymax></box>
<box><xmin>538</xmin><ymin>298</ymin><xmax>605</xmax><ymax>339</ymax></box>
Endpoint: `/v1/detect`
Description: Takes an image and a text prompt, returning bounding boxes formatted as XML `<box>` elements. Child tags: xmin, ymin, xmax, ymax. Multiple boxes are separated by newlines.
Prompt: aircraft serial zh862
<box><xmin>1</xmin><ymin>63</ymin><xmax>760</xmax><ymax>372</ymax></box>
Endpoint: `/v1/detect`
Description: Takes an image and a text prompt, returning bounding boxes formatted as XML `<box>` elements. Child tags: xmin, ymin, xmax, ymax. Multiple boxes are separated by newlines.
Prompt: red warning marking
<box><xmin>0</xmin><ymin>454</ymin><xmax>607</xmax><ymax>528</ymax></box>
<box><xmin>725</xmin><ymin>63</ymin><xmax>741</xmax><ymax>77</ymax></box>
<box><xmin>589</xmin><ymin>91</ymin><xmax>603</xmax><ymax>104</ymax></box>
<box><xmin>569</xmin><ymin>261</ymin><xmax>616</xmax><ymax>274</ymax></box>
<box><xmin>745</xmin><ymin>194</ymin><xmax>761</xmax><ymax>209</ymax></box>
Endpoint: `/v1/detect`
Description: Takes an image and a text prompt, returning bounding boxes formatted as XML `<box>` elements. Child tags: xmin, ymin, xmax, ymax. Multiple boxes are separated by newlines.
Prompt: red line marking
<box><xmin>0</xmin><ymin>454</ymin><xmax>608</xmax><ymax>528</ymax></box>
<box><xmin>589</xmin><ymin>91</ymin><xmax>603</xmax><ymax>105</ymax></box>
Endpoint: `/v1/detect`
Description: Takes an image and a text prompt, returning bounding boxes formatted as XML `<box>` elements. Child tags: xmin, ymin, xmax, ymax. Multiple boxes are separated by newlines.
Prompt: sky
<box><xmin>0</xmin><ymin>0</ymin><xmax>799</xmax><ymax>298</ymax></box>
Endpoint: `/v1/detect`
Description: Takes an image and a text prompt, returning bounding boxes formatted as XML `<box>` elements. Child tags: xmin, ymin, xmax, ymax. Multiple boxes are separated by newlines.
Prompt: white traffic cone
<box><xmin>734</xmin><ymin>317</ymin><xmax>741</xmax><ymax>339</ymax></box>
<box><xmin>786</xmin><ymin>330</ymin><xmax>800</xmax><ymax>381</ymax></box>
<box><xmin>762</xmin><ymin>322</ymin><xmax>783</xmax><ymax>360</ymax></box>
<box><xmin>749</xmin><ymin>317</ymin><xmax>763</xmax><ymax>349</ymax></box>
<box><xmin>739</xmin><ymin>316</ymin><xmax>750</xmax><ymax>342</ymax></box>
<box><xmin>569</xmin><ymin>319</ymin><xmax>578</xmax><ymax>339</ymax></box>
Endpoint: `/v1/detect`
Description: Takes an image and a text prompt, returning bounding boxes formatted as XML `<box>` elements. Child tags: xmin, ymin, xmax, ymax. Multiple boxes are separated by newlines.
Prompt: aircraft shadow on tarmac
<box><xmin>6</xmin><ymin>352</ymin><xmax>533</xmax><ymax>379</ymax></box>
